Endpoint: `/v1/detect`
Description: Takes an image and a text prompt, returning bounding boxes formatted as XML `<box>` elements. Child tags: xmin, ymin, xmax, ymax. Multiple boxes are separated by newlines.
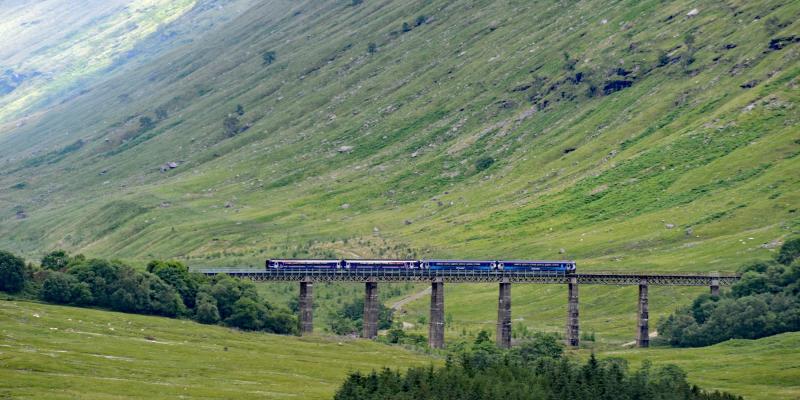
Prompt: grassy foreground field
<box><xmin>0</xmin><ymin>300</ymin><xmax>434</xmax><ymax>399</ymax></box>
<box><xmin>596</xmin><ymin>333</ymin><xmax>800</xmax><ymax>400</ymax></box>
<box><xmin>2</xmin><ymin>300</ymin><xmax>798</xmax><ymax>399</ymax></box>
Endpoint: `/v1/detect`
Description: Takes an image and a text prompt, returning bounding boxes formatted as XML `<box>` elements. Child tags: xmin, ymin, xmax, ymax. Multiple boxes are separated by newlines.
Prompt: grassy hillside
<box><xmin>1</xmin><ymin>0</ymin><xmax>797</xmax><ymax>267</ymax></box>
<box><xmin>597</xmin><ymin>332</ymin><xmax>800</xmax><ymax>400</ymax></box>
<box><xmin>0</xmin><ymin>0</ymin><xmax>798</xmax><ymax>348</ymax></box>
<box><xmin>0</xmin><ymin>300</ymin><xmax>434</xmax><ymax>399</ymax></box>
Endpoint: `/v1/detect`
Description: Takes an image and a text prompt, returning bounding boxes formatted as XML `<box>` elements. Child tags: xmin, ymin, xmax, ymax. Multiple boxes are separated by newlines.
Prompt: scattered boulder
<box><xmin>341</xmin><ymin>203</ymin><xmax>350</xmax><ymax>209</ymax></box>
<box><xmin>404</xmin><ymin>219</ymin><xmax>413</xmax><ymax>225</ymax></box>
<box><xmin>559</xmin><ymin>248</ymin><xmax>566</xmax><ymax>254</ymax></box>
<box><xmin>337</xmin><ymin>145</ymin><xmax>354</xmax><ymax>153</ymax></box>
<box><xmin>740</xmin><ymin>80</ymin><xmax>760</xmax><ymax>89</ymax></box>
<box><xmin>665</xmin><ymin>223</ymin><xmax>675</xmax><ymax>229</ymax></box>
<box><xmin>224</xmin><ymin>201</ymin><xmax>233</xmax><ymax>208</ymax></box>
<box><xmin>685</xmin><ymin>227</ymin><xmax>694</xmax><ymax>236</ymax></box>
<box><xmin>686</xmin><ymin>8</ymin><xmax>699</xmax><ymax>17</ymax></box>
<box><xmin>160</xmin><ymin>202</ymin><xmax>171</xmax><ymax>208</ymax></box>
<box><xmin>761</xmin><ymin>239</ymin><xmax>783</xmax><ymax>249</ymax></box>
<box><xmin>15</xmin><ymin>210</ymin><xmax>27</xmax><ymax>219</ymax></box>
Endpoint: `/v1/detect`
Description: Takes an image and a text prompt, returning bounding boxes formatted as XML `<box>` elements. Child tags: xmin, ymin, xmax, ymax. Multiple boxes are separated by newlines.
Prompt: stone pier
<box><xmin>496</xmin><ymin>279</ymin><xmax>512</xmax><ymax>348</ymax></box>
<box><xmin>429</xmin><ymin>278</ymin><xmax>445</xmax><ymax>349</ymax></box>
<box><xmin>299</xmin><ymin>280</ymin><xmax>313</xmax><ymax>335</ymax></box>
<box><xmin>566</xmin><ymin>276</ymin><xmax>580</xmax><ymax>347</ymax></box>
<box><xmin>637</xmin><ymin>278</ymin><xmax>649</xmax><ymax>348</ymax></box>
<box><xmin>362</xmin><ymin>281</ymin><xmax>379</xmax><ymax>339</ymax></box>
<box><xmin>710</xmin><ymin>278</ymin><xmax>720</xmax><ymax>296</ymax></box>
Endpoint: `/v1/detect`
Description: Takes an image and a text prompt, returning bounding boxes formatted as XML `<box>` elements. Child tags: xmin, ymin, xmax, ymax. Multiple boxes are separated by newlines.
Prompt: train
<box><xmin>266</xmin><ymin>259</ymin><xmax>576</xmax><ymax>273</ymax></box>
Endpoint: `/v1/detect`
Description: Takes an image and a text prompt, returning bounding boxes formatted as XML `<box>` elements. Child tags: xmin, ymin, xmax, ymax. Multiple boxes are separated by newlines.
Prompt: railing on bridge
<box><xmin>192</xmin><ymin>268</ymin><xmax>740</xmax><ymax>286</ymax></box>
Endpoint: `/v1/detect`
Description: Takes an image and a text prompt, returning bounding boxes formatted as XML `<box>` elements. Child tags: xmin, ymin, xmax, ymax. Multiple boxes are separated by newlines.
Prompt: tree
<box><xmin>475</xmin><ymin>157</ymin><xmax>495</xmax><ymax>171</ymax></box>
<box><xmin>414</xmin><ymin>15</ymin><xmax>427</xmax><ymax>26</ymax></box>
<box><xmin>138</xmin><ymin>116</ymin><xmax>155</xmax><ymax>132</ymax></box>
<box><xmin>367</xmin><ymin>42</ymin><xmax>377</xmax><ymax>54</ymax></box>
<box><xmin>41</xmin><ymin>250</ymin><xmax>70</xmax><ymax>271</ymax></box>
<box><xmin>401</xmin><ymin>22</ymin><xmax>411</xmax><ymax>32</ymax></box>
<box><xmin>0</xmin><ymin>250</ymin><xmax>26</xmax><ymax>293</ymax></box>
<box><xmin>41</xmin><ymin>271</ymin><xmax>92</xmax><ymax>305</ymax></box>
<box><xmin>512</xmin><ymin>332</ymin><xmax>564</xmax><ymax>363</ymax></box>
<box><xmin>225</xmin><ymin>297</ymin><xmax>265</xmax><ymax>330</ymax></box>
<box><xmin>777</xmin><ymin>237</ymin><xmax>800</xmax><ymax>265</ymax></box>
<box><xmin>155</xmin><ymin>106</ymin><xmax>168</xmax><ymax>120</ymax></box>
<box><xmin>195</xmin><ymin>293</ymin><xmax>221</xmax><ymax>324</ymax></box>
<box><xmin>223</xmin><ymin>115</ymin><xmax>241</xmax><ymax>137</ymax></box>
<box><xmin>147</xmin><ymin>260</ymin><xmax>198</xmax><ymax>309</ymax></box>
<box><xmin>262</xmin><ymin>51</ymin><xmax>277</xmax><ymax>65</ymax></box>
<box><xmin>235</xmin><ymin>104</ymin><xmax>245</xmax><ymax>116</ymax></box>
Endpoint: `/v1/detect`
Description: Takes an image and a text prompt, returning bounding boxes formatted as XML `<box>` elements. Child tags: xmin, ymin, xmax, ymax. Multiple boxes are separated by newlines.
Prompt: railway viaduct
<box><xmin>197</xmin><ymin>269</ymin><xmax>739</xmax><ymax>349</ymax></box>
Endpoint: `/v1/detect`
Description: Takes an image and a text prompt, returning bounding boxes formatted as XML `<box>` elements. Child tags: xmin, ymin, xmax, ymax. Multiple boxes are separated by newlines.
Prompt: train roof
<box><xmin>344</xmin><ymin>259</ymin><xmax>417</xmax><ymax>262</ymax></box>
<box><xmin>268</xmin><ymin>259</ymin><xmax>340</xmax><ymax>262</ymax></box>
<box><xmin>500</xmin><ymin>260</ymin><xmax>576</xmax><ymax>263</ymax></box>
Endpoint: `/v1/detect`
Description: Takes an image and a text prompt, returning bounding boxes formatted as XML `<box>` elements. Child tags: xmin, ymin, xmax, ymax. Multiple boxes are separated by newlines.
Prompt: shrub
<box><xmin>777</xmin><ymin>237</ymin><xmax>800</xmax><ymax>265</ymax></box>
<box><xmin>41</xmin><ymin>250</ymin><xmax>70</xmax><ymax>271</ymax></box>
<box><xmin>223</xmin><ymin>116</ymin><xmax>241</xmax><ymax>137</ymax></box>
<box><xmin>41</xmin><ymin>271</ymin><xmax>92</xmax><ymax>305</ymax></box>
<box><xmin>262</xmin><ymin>50</ymin><xmax>276</xmax><ymax>65</ymax></box>
<box><xmin>475</xmin><ymin>157</ymin><xmax>495</xmax><ymax>171</ymax></box>
<box><xmin>0</xmin><ymin>250</ymin><xmax>26</xmax><ymax>293</ymax></box>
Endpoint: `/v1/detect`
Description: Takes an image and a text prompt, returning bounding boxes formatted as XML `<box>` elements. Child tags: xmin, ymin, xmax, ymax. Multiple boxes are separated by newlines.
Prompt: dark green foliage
<box><xmin>41</xmin><ymin>271</ymin><xmax>92</xmax><ymax>305</ymax></box>
<box><xmin>147</xmin><ymin>260</ymin><xmax>198</xmax><ymax>309</ymax></box>
<box><xmin>235</xmin><ymin>104</ymin><xmax>244</xmax><ymax>116</ymax></box>
<box><xmin>658</xmin><ymin>240</ymin><xmax>800</xmax><ymax>347</ymax></box>
<box><xmin>0</xmin><ymin>250</ymin><xmax>27</xmax><ymax>293</ymax></box>
<box><xmin>195</xmin><ymin>292</ymin><xmax>221</xmax><ymax>324</ymax></box>
<box><xmin>138</xmin><ymin>116</ymin><xmax>155</xmax><ymax>132</ymax></box>
<box><xmin>262</xmin><ymin>50</ymin><xmax>276</xmax><ymax>65</ymax></box>
<box><xmin>334</xmin><ymin>336</ymin><xmax>742</xmax><ymax>400</ymax></box>
<box><xmin>777</xmin><ymin>237</ymin><xmax>800</xmax><ymax>265</ymax></box>
<box><xmin>154</xmin><ymin>106</ymin><xmax>168</xmax><ymax>120</ymax></box>
<box><xmin>327</xmin><ymin>297</ymin><xmax>393</xmax><ymax>335</ymax></box>
<box><xmin>367</xmin><ymin>42</ymin><xmax>377</xmax><ymax>54</ymax></box>
<box><xmin>351</xmin><ymin>0</ymin><xmax>363</xmax><ymax>6</ymax></box>
<box><xmin>414</xmin><ymin>15</ymin><xmax>427</xmax><ymax>27</ymax></box>
<box><xmin>223</xmin><ymin>115</ymin><xmax>241</xmax><ymax>137</ymax></box>
<box><xmin>401</xmin><ymin>22</ymin><xmax>411</xmax><ymax>33</ymax></box>
<box><xmin>41</xmin><ymin>250</ymin><xmax>70</xmax><ymax>271</ymax></box>
<box><xmin>474</xmin><ymin>156</ymin><xmax>495</xmax><ymax>172</ymax></box>
<box><xmin>199</xmin><ymin>275</ymin><xmax>297</xmax><ymax>334</ymax></box>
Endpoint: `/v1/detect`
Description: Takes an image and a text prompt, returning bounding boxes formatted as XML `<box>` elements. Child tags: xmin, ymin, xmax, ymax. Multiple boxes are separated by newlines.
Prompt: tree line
<box><xmin>334</xmin><ymin>332</ymin><xmax>742</xmax><ymax>400</ymax></box>
<box><xmin>0</xmin><ymin>250</ymin><xmax>296</xmax><ymax>335</ymax></box>
<box><xmin>658</xmin><ymin>238</ymin><xmax>800</xmax><ymax>347</ymax></box>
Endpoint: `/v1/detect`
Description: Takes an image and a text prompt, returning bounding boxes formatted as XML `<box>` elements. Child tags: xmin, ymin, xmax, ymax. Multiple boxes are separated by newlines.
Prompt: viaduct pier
<box><xmin>196</xmin><ymin>269</ymin><xmax>739</xmax><ymax>348</ymax></box>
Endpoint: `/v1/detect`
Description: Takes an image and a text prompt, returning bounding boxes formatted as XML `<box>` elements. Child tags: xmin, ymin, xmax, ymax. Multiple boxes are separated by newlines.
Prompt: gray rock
<box><xmin>341</xmin><ymin>203</ymin><xmax>350</xmax><ymax>209</ymax></box>
<box><xmin>559</xmin><ymin>248</ymin><xmax>566</xmax><ymax>254</ymax></box>
<box><xmin>338</xmin><ymin>145</ymin><xmax>354</xmax><ymax>153</ymax></box>
<box><xmin>665</xmin><ymin>223</ymin><xmax>675</xmax><ymax>229</ymax></box>
<box><xmin>685</xmin><ymin>227</ymin><xmax>694</xmax><ymax>236</ymax></box>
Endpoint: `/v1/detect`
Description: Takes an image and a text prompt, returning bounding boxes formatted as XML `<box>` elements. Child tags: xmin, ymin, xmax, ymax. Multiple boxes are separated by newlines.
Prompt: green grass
<box><xmin>0</xmin><ymin>300</ymin><xmax>436</xmax><ymax>399</ymax></box>
<box><xmin>595</xmin><ymin>333</ymin><xmax>800</xmax><ymax>400</ymax></box>
<box><xmin>1</xmin><ymin>300</ymin><xmax>797</xmax><ymax>399</ymax></box>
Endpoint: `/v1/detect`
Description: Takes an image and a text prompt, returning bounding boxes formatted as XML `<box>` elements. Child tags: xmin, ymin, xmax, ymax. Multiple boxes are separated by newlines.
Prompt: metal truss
<box><xmin>195</xmin><ymin>269</ymin><xmax>739</xmax><ymax>286</ymax></box>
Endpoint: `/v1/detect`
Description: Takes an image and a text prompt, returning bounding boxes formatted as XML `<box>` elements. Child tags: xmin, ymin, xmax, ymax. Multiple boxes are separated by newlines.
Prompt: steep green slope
<box><xmin>0</xmin><ymin>0</ymin><xmax>201</xmax><ymax>122</ymax></box>
<box><xmin>0</xmin><ymin>300</ymin><xmax>435</xmax><ymax>399</ymax></box>
<box><xmin>0</xmin><ymin>0</ymin><xmax>799</xmax><ymax>345</ymax></box>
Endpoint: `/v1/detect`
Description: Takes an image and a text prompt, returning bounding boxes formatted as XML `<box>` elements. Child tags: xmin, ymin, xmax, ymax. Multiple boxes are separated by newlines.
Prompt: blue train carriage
<box><xmin>422</xmin><ymin>259</ymin><xmax>497</xmax><ymax>271</ymax></box>
<box><xmin>497</xmin><ymin>260</ymin><xmax>577</xmax><ymax>273</ymax></box>
<box><xmin>267</xmin><ymin>259</ymin><xmax>342</xmax><ymax>270</ymax></box>
<box><xmin>344</xmin><ymin>259</ymin><xmax>420</xmax><ymax>270</ymax></box>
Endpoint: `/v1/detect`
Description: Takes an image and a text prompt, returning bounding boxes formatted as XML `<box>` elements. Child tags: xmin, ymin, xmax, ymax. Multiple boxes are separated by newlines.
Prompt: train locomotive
<box><xmin>267</xmin><ymin>259</ymin><xmax>576</xmax><ymax>273</ymax></box>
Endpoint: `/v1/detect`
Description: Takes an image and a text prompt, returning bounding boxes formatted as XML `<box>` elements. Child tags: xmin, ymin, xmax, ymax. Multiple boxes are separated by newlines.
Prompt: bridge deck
<box><xmin>194</xmin><ymin>269</ymin><xmax>739</xmax><ymax>286</ymax></box>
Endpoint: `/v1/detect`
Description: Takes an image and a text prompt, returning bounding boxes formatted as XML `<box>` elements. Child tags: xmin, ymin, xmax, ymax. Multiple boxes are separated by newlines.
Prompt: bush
<box><xmin>223</xmin><ymin>116</ymin><xmax>241</xmax><ymax>137</ymax></box>
<box><xmin>195</xmin><ymin>293</ymin><xmax>221</xmax><ymax>324</ymax></box>
<box><xmin>41</xmin><ymin>250</ymin><xmax>70</xmax><ymax>271</ymax></box>
<box><xmin>0</xmin><ymin>250</ymin><xmax>27</xmax><ymax>293</ymax></box>
<box><xmin>41</xmin><ymin>271</ymin><xmax>92</xmax><ymax>305</ymax></box>
<box><xmin>777</xmin><ymin>237</ymin><xmax>800</xmax><ymax>265</ymax></box>
<box><xmin>262</xmin><ymin>50</ymin><xmax>276</xmax><ymax>65</ymax></box>
<box><xmin>475</xmin><ymin>157</ymin><xmax>495</xmax><ymax>171</ymax></box>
